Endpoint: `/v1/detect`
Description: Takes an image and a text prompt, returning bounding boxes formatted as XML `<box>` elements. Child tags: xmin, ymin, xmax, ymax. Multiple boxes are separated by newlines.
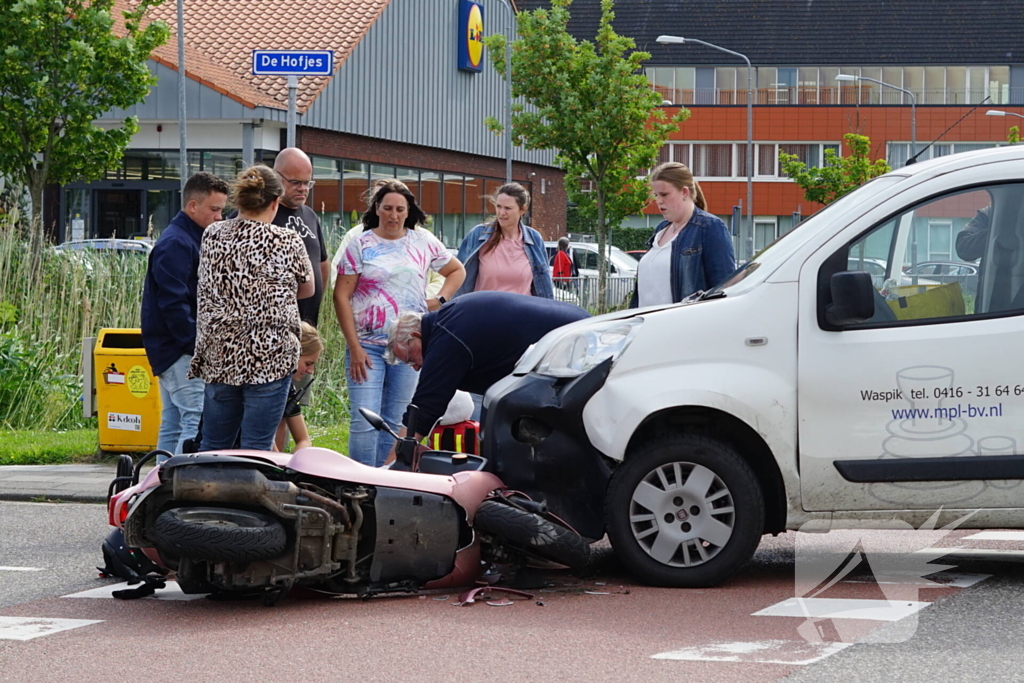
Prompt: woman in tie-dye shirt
<box><xmin>334</xmin><ymin>180</ymin><xmax>465</xmax><ymax>466</ymax></box>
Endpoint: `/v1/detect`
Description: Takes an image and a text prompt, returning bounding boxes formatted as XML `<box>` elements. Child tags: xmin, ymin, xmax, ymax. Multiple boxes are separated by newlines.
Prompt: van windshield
<box><xmin>707</xmin><ymin>174</ymin><xmax>909</xmax><ymax>295</ymax></box>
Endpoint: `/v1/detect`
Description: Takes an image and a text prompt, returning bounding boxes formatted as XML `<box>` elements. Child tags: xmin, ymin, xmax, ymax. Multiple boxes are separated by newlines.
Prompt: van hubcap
<box><xmin>628</xmin><ymin>462</ymin><xmax>736</xmax><ymax>567</ymax></box>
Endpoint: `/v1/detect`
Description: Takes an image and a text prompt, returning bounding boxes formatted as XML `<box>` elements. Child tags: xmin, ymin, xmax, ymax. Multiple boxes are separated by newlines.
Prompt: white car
<box><xmin>544</xmin><ymin>240</ymin><xmax>638</xmax><ymax>278</ymax></box>
<box><xmin>485</xmin><ymin>145</ymin><xmax>1024</xmax><ymax>587</ymax></box>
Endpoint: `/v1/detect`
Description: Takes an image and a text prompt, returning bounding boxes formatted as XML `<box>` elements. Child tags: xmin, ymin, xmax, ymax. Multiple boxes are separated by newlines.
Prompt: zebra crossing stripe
<box><xmin>0</xmin><ymin>616</ymin><xmax>103</xmax><ymax>641</ymax></box>
<box><xmin>652</xmin><ymin>639</ymin><xmax>852</xmax><ymax>665</ymax></box>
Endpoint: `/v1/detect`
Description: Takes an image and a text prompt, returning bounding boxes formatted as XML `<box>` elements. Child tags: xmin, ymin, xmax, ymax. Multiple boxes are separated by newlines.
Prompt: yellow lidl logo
<box><xmin>467</xmin><ymin>3</ymin><xmax>484</xmax><ymax>68</ymax></box>
<box><xmin>458</xmin><ymin>0</ymin><xmax>484</xmax><ymax>72</ymax></box>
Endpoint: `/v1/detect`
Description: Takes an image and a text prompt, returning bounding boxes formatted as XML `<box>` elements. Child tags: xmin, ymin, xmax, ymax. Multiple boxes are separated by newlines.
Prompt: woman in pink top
<box><xmin>455</xmin><ymin>183</ymin><xmax>555</xmax><ymax>299</ymax></box>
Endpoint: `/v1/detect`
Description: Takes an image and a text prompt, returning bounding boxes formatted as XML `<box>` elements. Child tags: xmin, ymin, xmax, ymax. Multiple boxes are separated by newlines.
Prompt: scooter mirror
<box><xmin>358</xmin><ymin>408</ymin><xmax>399</xmax><ymax>438</ymax></box>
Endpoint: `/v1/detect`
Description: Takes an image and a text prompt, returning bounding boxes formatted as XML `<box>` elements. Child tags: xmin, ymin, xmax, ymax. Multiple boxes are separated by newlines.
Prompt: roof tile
<box><xmin>114</xmin><ymin>0</ymin><xmax>391</xmax><ymax>112</ymax></box>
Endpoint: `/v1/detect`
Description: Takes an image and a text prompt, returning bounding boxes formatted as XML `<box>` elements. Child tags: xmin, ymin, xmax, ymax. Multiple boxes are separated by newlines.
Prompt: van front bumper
<box><xmin>481</xmin><ymin>360</ymin><xmax>613</xmax><ymax>540</ymax></box>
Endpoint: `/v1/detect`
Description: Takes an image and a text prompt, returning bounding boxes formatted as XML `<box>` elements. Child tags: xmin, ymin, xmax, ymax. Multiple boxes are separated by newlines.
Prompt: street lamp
<box><xmin>986</xmin><ymin>109</ymin><xmax>1024</xmax><ymax>120</ymax></box>
<box><xmin>836</xmin><ymin>74</ymin><xmax>917</xmax><ymax>162</ymax></box>
<box><xmin>657</xmin><ymin>35</ymin><xmax>753</xmax><ymax>260</ymax></box>
<box><xmin>495</xmin><ymin>0</ymin><xmax>516</xmax><ymax>183</ymax></box>
<box><xmin>176</xmin><ymin>0</ymin><xmax>187</xmax><ymax>194</ymax></box>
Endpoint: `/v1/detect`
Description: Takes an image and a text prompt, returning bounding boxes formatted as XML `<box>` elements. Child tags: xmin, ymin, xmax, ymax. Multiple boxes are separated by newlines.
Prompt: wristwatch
<box><xmin>437</xmin><ymin>296</ymin><xmax>448</xmax><ymax>305</ymax></box>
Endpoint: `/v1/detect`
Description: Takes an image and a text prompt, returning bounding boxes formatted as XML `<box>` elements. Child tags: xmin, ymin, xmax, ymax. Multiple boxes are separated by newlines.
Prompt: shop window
<box><xmin>311</xmin><ymin>156</ymin><xmax>342</xmax><ymax>237</ymax></box>
<box><xmin>420</xmin><ymin>171</ymin><xmax>442</xmax><ymax>240</ymax></box>
<box><xmin>342</xmin><ymin>162</ymin><xmax>369</xmax><ymax>230</ymax></box>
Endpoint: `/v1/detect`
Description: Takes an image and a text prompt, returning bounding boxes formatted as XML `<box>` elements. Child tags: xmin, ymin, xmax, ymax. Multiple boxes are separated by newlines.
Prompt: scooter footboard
<box><xmin>370</xmin><ymin>487</ymin><xmax>460</xmax><ymax>583</ymax></box>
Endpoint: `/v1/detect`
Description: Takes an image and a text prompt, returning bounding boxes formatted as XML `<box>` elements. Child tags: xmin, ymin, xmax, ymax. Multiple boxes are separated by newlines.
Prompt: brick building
<box><xmin>521</xmin><ymin>0</ymin><xmax>1024</xmax><ymax>260</ymax></box>
<box><xmin>56</xmin><ymin>0</ymin><xmax>565</xmax><ymax>247</ymax></box>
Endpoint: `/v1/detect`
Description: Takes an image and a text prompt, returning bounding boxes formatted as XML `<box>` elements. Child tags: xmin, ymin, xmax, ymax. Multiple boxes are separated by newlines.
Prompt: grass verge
<box><xmin>1</xmin><ymin>424</ymin><xmax>352</xmax><ymax>465</ymax></box>
<box><xmin>0</xmin><ymin>429</ymin><xmax>100</xmax><ymax>465</ymax></box>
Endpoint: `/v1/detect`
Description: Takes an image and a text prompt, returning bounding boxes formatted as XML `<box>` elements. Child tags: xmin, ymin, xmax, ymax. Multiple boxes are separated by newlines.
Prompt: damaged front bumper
<box><xmin>482</xmin><ymin>359</ymin><xmax>613</xmax><ymax>541</ymax></box>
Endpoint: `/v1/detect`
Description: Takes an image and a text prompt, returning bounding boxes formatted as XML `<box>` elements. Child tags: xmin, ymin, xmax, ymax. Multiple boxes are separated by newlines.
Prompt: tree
<box><xmin>484</xmin><ymin>0</ymin><xmax>686</xmax><ymax>309</ymax></box>
<box><xmin>0</xmin><ymin>0</ymin><xmax>169</xmax><ymax>254</ymax></box>
<box><xmin>1008</xmin><ymin>126</ymin><xmax>1020</xmax><ymax>145</ymax></box>
<box><xmin>778</xmin><ymin>133</ymin><xmax>890</xmax><ymax>206</ymax></box>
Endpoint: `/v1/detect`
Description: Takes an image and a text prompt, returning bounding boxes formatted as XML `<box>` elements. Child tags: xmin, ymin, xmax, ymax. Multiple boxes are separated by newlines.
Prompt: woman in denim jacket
<box><xmin>455</xmin><ymin>182</ymin><xmax>554</xmax><ymax>299</ymax></box>
<box><xmin>630</xmin><ymin>162</ymin><xmax>736</xmax><ymax>308</ymax></box>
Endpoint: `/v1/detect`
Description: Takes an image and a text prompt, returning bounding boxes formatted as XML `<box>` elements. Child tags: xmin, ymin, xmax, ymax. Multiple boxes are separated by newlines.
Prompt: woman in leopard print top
<box><xmin>189</xmin><ymin>164</ymin><xmax>315</xmax><ymax>450</ymax></box>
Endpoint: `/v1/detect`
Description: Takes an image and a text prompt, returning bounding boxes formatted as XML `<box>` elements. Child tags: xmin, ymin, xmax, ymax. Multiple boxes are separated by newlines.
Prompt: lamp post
<box><xmin>657</xmin><ymin>35</ymin><xmax>753</xmax><ymax>260</ymax></box>
<box><xmin>495</xmin><ymin>0</ymin><xmax>516</xmax><ymax>183</ymax></box>
<box><xmin>836</xmin><ymin>74</ymin><xmax>916</xmax><ymax>162</ymax></box>
<box><xmin>986</xmin><ymin>109</ymin><xmax>1024</xmax><ymax>120</ymax></box>
<box><xmin>176</xmin><ymin>0</ymin><xmax>187</xmax><ymax>194</ymax></box>
<box><xmin>987</xmin><ymin>110</ymin><xmax>1024</xmax><ymax>144</ymax></box>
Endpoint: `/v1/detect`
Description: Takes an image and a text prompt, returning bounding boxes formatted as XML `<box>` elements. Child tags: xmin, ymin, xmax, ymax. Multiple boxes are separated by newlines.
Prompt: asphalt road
<box><xmin>0</xmin><ymin>502</ymin><xmax>116</xmax><ymax>609</ymax></box>
<box><xmin>3</xmin><ymin>501</ymin><xmax>1024</xmax><ymax>682</ymax></box>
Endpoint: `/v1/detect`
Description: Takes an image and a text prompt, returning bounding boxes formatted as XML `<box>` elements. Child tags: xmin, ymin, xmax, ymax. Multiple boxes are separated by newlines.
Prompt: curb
<box><xmin>0</xmin><ymin>491</ymin><xmax>107</xmax><ymax>504</ymax></box>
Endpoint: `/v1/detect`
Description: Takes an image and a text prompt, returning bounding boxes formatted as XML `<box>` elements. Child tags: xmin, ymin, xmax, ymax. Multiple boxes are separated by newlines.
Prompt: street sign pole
<box><xmin>251</xmin><ymin>50</ymin><xmax>335</xmax><ymax>150</ymax></box>
<box><xmin>287</xmin><ymin>76</ymin><xmax>298</xmax><ymax>148</ymax></box>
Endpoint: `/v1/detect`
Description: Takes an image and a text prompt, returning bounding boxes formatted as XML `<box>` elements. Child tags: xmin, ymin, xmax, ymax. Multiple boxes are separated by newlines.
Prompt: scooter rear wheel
<box><xmin>153</xmin><ymin>507</ymin><xmax>286</xmax><ymax>562</ymax></box>
<box><xmin>474</xmin><ymin>500</ymin><xmax>591</xmax><ymax>568</ymax></box>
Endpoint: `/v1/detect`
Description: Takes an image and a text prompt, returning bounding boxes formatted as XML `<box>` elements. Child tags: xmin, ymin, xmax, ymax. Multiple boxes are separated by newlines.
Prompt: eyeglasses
<box><xmin>278</xmin><ymin>173</ymin><xmax>316</xmax><ymax>189</ymax></box>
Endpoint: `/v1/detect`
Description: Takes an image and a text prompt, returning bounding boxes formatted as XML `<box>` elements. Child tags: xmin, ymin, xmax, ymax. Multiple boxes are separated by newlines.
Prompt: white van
<box><xmin>484</xmin><ymin>145</ymin><xmax>1024</xmax><ymax>587</ymax></box>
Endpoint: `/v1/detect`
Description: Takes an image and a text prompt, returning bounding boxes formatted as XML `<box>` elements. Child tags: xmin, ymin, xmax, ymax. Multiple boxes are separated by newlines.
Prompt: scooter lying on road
<box><xmin>106</xmin><ymin>406</ymin><xmax>589</xmax><ymax>602</ymax></box>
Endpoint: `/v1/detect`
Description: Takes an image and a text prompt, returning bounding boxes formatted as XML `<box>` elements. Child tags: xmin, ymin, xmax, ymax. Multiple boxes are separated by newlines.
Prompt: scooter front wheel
<box><xmin>474</xmin><ymin>500</ymin><xmax>591</xmax><ymax>568</ymax></box>
<box><xmin>152</xmin><ymin>507</ymin><xmax>286</xmax><ymax>563</ymax></box>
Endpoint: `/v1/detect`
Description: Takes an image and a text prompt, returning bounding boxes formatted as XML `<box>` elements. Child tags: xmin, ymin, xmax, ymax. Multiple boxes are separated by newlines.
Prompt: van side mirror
<box><xmin>825</xmin><ymin>271</ymin><xmax>875</xmax><ymax>326</ymax></box>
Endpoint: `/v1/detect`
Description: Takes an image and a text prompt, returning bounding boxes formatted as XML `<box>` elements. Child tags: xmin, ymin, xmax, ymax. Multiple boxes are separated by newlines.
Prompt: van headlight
<box><xmin>533</xmin><ymin>319</ymin><xmax>642</xmax><ymax>378</ymax></box>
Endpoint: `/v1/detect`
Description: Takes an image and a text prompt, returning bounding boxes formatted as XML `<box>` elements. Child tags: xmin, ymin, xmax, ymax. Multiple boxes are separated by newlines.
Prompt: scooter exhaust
<box><xmin>172</xmin><ymin>466</ymin><xmax>300</xmax><ymax>507</ymax></box>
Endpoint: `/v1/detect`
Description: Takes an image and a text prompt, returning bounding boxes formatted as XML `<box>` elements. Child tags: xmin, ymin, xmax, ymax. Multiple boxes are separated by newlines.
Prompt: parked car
<box><xmin>626</xmin><ymin>249</ymin><xmax>647</xmax><ymax>261</ymax></box>
<box><xmin>904</xmin><ymin>260</ymin><xmax>979</xmax><ymax>295</ymax></box>
<box><xmin>484</xmin><ymin>145</ymin><xmax>1024</xmax><ymax>588</ymax></box>
<box><xmin>53</xmin><ymin>238</ymin><xmax>153</xmax><ymax>255</ymax></box>
<box><xmin>543</xmin><ymin>241</ymin><xmax>638</xmax><ymax>278</ymax></box>
<box><xmin>544</xmin><ymin>240</ymin><xmax>637</xmax><ymax>308</ymax></box>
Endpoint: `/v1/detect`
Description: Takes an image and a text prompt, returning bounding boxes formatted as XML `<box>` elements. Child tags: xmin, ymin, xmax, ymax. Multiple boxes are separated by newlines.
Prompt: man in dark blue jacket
<box><xmin>384</xmin><ymin>292</ymin><xmax>589</xmax><ymax>453</ymax></box>
<box><xmin>141</xmin><ymin>172</ymin><xmax>229</xmax><ymax>456</ymax></box>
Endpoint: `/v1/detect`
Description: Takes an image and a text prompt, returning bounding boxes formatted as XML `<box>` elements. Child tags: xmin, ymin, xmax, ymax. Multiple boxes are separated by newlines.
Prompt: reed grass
<box><xmin>0</xmin><ymin>221</ymin><xmax>351</xmax><ymax>433</ymax></box>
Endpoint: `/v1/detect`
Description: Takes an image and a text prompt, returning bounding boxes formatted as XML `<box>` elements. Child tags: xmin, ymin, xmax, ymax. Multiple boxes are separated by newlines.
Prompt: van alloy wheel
<box><xmin>628</xmin><ymin>462</ymin><xmax>735</xmax><ymax>568</ymax></box>
<box><xmin>606</xmin><ymin>435</ymin><xmax>764</xmax><ymax>587</ymax></box>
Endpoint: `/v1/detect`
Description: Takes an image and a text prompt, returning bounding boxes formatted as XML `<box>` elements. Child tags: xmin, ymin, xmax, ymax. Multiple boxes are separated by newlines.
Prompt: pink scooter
<box><xmin>106</xmin><ymin>406</ymin><xmax>589</xmax><ymax>602</ymax></box>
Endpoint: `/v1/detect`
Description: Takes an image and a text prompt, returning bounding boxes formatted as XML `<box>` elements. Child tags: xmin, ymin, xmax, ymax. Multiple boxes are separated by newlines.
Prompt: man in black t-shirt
<box><xmin>273</xmin><ymin>148</ymin><xmax>329</xmax><ymax>325</ymax></box>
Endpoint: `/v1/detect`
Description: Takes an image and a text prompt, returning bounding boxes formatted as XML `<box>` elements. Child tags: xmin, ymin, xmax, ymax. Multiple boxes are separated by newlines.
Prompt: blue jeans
<box><xmin>156</xmin><ymin>354</ymin><xmax>205</xmax><ymax>461</ymax></box>
<box><xmin>199</xmin><ymin>374</ymin><xmax>292</xmax><ymax>451</ymax></box>
<box><xmin>346</xmin><ymin>342</ymin><xmax>419</xmax><ymax>467</ymax></box>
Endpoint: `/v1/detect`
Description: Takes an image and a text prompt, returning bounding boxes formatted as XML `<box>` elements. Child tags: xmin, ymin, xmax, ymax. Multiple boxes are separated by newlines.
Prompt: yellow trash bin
<box><xmin>93</xmin><ymin>328</ymin><xmax>161</xmax><ymax>452</ymax></box>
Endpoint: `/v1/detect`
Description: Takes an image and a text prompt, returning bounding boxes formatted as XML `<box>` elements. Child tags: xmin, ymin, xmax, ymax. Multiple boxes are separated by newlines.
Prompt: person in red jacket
<box><xmin>552</xmin><ymin>236</ymin><xmax>575</xmax><ymax>281</ymax></box>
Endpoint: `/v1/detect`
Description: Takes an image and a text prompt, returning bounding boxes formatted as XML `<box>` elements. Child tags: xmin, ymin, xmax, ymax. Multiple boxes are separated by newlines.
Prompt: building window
<box><xmin>659</xmin><ymin>142</ymin><xmax>840</xmax><ymax>180</ymax></box>
<box><xmin>692</xmin><ymin>144</ymin><xmax>733</xmax><ymax>177</ymax></box>
<box><xmin>888</xmin><ymin>142</ymin><xmax>1000</xmax><ymax>169</ymax></box>
<box><xmin>646</xmin><ymin>64</ymin><xmax>1014</xmax><ymax>107</ymax></box>
<box><xmin>754</xmin><ymin>218</ymin><xmax>778</xmax><ymax>253</ymax></box>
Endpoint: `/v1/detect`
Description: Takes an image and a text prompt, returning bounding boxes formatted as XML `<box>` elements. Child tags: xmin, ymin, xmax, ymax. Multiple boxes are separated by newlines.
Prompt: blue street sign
<box><xmin>251</xmin><ymin>50</ymin><xmax>334</xmax><ymax>76</ymax></box>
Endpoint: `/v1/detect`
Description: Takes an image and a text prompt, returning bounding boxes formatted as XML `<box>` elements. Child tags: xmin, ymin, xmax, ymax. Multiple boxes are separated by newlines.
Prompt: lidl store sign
<box><xmin>458</xmin><ymin>0</ymin><xmax>484</xmax><ymax>72</ymax></box>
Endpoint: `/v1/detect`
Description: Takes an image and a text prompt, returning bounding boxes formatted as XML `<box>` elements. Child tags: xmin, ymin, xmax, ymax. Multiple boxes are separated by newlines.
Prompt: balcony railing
<box><xmin>655</xmin><ymin>86</ymin><xmax>1023</xmax><ymax>106</ymax></box>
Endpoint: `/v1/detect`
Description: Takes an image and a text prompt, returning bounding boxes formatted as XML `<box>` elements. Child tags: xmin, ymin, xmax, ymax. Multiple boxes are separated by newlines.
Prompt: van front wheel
<box><xmin>606</xmin><ymin>435</ymin><xmax>764</xmax><ymax>587</ymax></box>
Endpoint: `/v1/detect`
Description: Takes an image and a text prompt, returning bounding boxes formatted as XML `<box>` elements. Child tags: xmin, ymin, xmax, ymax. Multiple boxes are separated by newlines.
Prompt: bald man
<box><xmin>273</xmin><ymin>148</ymin><xmax>330</xmax><ymax>325</ymax></box>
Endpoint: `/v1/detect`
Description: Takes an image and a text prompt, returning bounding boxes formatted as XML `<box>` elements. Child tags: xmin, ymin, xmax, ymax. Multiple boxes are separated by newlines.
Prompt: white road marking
<box><xmin>963</xmin><ymin>531</ymin><xmax>1024</xmax><ymax>542</ymax></box>
<box><xmin>62</xmin><ymin>581</ymin><xmax>207</xmax><ymax>601</ymax></box>
<box><xmin>0</xmin><ymin>616</ymin><xmax>103</xmax><ymax>641</ymax></box>
<box><xmin>652</xmin><ymin>639</ymin><xmax>852</xmax><ymax>665</ymax></box>
<box><xmin>842</xmin><ymin>571</ymin><xmax>992</xmax><ymax>588</ymax></box>
<box><xmin>0</xmin><ymin>566</ymin><xmax>44</xmax><ymax>572</ymax></box>
<box><xmin>917</xmin><ymin>547</ymin><xmax>1024</xmax><ymax>562</ymax></box>
<box><xmin>753</xmin><ymin>597</ymin><xmax>930</xmax><ymax>621</ymax></box>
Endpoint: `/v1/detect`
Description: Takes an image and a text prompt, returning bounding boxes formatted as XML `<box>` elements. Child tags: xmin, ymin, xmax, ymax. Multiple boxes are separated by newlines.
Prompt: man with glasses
<box><xmin>272</xmin><ymin>147</ymin><xmax>330</xmax><ymax>325</ymax></box>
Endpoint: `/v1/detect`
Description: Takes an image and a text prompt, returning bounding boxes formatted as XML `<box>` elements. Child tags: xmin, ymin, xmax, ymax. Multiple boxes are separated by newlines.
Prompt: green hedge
<box><xmin>565</xmin><ymin>207</ymin><xmax>653</xmax><ymax>252</ymax></box>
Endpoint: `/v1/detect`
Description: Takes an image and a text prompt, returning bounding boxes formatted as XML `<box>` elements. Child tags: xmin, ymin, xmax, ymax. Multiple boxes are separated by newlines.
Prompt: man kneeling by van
<box><xmin>383</xmin><ymin>291</ymin><xmax>589</xmax><ymax>463</ymax></box>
